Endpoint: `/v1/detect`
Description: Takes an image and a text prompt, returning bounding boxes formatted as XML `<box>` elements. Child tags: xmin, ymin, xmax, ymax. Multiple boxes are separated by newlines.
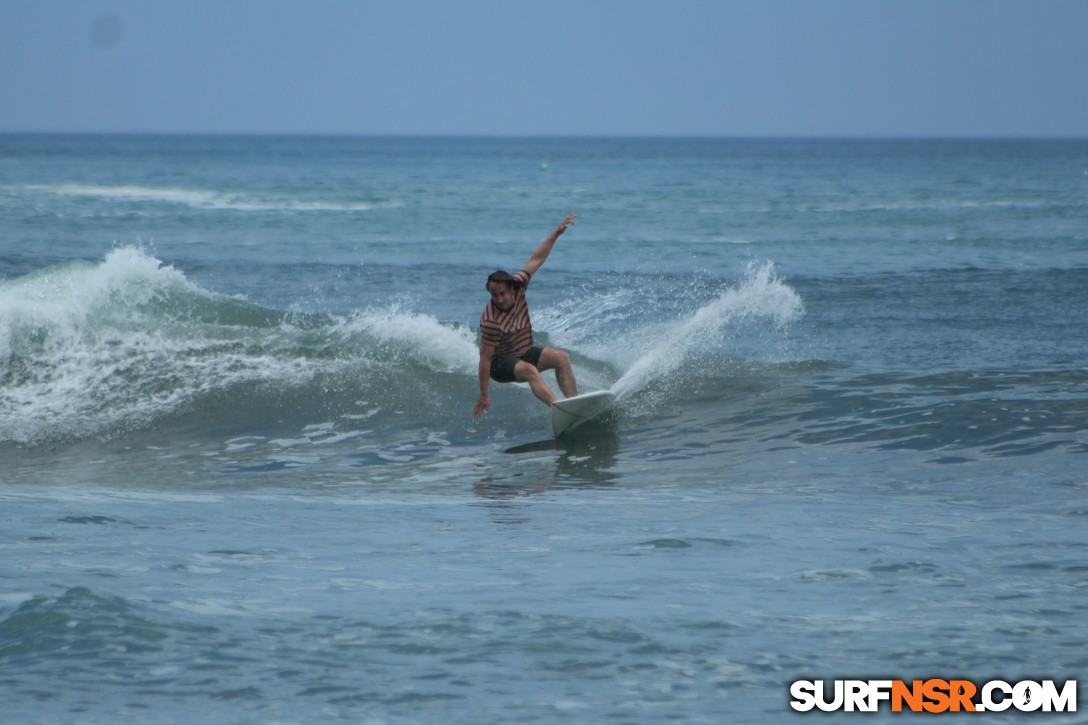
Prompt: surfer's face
<box><xmin>487</xmin><ymin>281</ymin><xmax>515</xmax><ymax>312</ymax></box>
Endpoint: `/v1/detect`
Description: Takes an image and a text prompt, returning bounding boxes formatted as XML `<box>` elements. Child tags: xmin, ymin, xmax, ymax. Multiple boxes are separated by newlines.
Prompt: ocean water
<box><xmin>1</xmin><ymin>134</ymin><xmax>1086</xmax><ymax>723</ymax></box>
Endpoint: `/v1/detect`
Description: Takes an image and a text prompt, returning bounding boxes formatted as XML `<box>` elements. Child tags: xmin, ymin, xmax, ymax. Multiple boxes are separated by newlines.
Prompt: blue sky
<box><xmin>2</xmin><ymin>0</ymin><xmax>1086</xmax><ymax>137</ymax></box>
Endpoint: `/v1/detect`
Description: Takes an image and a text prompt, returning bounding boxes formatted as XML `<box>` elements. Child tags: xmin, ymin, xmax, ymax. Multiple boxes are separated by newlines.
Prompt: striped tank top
<box><xmin>479</xmin><ymin>269</ymin><xmax>534</xmax><ymax>358</ymax></box>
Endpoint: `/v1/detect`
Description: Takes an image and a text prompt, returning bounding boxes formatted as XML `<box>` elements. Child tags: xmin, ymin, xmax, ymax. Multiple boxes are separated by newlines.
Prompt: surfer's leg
<box><xmin>537</xmin><ymin>347</ymin><xmax>578</xmax><ymax>398</ymax></box>
<box><xmin>514</xmin><ymin>360</ymin><xmax>557</xmax><ymax>406</ymax></box>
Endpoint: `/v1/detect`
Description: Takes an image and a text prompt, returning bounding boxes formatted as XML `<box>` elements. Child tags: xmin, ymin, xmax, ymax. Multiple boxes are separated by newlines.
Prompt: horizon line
<box><xmin>2</xmin><ymin>129</ymin><xmax>1087</xmax><ymax>142</ymax></box>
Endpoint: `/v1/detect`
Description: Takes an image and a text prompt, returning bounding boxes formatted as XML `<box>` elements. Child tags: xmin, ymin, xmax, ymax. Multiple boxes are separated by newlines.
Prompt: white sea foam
<box><xmin>28</xmin><ymin>183</ymin><xmax>381</xmax><ymax>212</ymax></box>
<box><xmin>340</xmin><ymin>304</ymin><xmax>479</xmax><ymax>374</ymax></box>
<box><xmin>0</xmin><ymin>248</ymin><xmax>323</xmax><ymax>443</ymax></box>
<box><xmin>0</xmin><ymin>247</ymin><xmax>482</xmax><ymax>444</ymax></box>
<box><xmin>609</xmin><ymin>262</ymin><xmax>804</xmax><ymax>398</ymax></box>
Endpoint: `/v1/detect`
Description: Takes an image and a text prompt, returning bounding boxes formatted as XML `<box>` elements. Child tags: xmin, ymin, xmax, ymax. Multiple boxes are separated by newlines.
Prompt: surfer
<box><xmin>472</xmin><ymin>213</ymin><xmax>579</xmax><ymax>420</ymax></box>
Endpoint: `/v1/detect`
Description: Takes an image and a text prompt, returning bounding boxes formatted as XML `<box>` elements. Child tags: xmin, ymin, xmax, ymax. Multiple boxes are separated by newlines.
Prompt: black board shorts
<box><xmin>490</xmin><ymin>345</ymin><xmax>544</xmax><ymax>383</ymax></box>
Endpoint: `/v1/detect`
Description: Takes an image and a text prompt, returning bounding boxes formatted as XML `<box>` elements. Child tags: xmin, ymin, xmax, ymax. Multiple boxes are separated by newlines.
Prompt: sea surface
<box><xmin>1</xmin><ymin>135</ymin><xmax>1086</xmax><ymax>723</ymax></box>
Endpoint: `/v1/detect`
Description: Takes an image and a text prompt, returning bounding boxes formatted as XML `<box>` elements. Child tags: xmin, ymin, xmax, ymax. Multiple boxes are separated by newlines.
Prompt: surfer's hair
<box><xmin>486</xmin><ymin>270</ymin><xmax>523</xmax><ymax>291</ymax></box>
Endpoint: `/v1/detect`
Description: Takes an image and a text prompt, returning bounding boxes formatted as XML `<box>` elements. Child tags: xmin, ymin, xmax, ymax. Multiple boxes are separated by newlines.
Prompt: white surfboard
<box><xmin>550</xmin><ymin>390</ymin><xmax>615</xmax><ymax>437</ymax></box>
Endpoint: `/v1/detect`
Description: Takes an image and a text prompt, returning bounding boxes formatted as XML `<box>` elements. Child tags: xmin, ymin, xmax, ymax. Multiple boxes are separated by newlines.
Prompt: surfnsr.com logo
<box><xmin>790</xmin><ymin>679</ymin><xmax>1077</xmax><ymax>714</ymax></box>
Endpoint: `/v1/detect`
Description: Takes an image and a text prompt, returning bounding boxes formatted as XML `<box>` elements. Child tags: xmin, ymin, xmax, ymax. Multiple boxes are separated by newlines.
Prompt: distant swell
<box><xmin>25</xmin><ymin>183</ymin><xmax>386</xmax><ymax>212</ymax></box>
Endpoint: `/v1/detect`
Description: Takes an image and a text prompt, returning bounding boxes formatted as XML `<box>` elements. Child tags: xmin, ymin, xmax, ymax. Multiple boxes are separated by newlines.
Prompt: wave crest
<box><xmin>0</xmin><ymin>248</ymin><xmax>473</xmax><ymax>445</ymax></box>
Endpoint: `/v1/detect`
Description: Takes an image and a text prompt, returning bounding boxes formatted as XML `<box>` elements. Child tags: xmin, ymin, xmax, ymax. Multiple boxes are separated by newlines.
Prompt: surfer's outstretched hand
<box><xmin>472</xmin><ymin>395</ymin><xmax>490</xmax><ymax>420</ymax></box>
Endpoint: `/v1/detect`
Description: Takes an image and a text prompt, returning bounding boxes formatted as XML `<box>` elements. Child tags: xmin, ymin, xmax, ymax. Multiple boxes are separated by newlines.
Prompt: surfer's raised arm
<box><xmin>522</xmin><ymin>213</ymin><xmax>575</xmax><ymax>277</ymax></box>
